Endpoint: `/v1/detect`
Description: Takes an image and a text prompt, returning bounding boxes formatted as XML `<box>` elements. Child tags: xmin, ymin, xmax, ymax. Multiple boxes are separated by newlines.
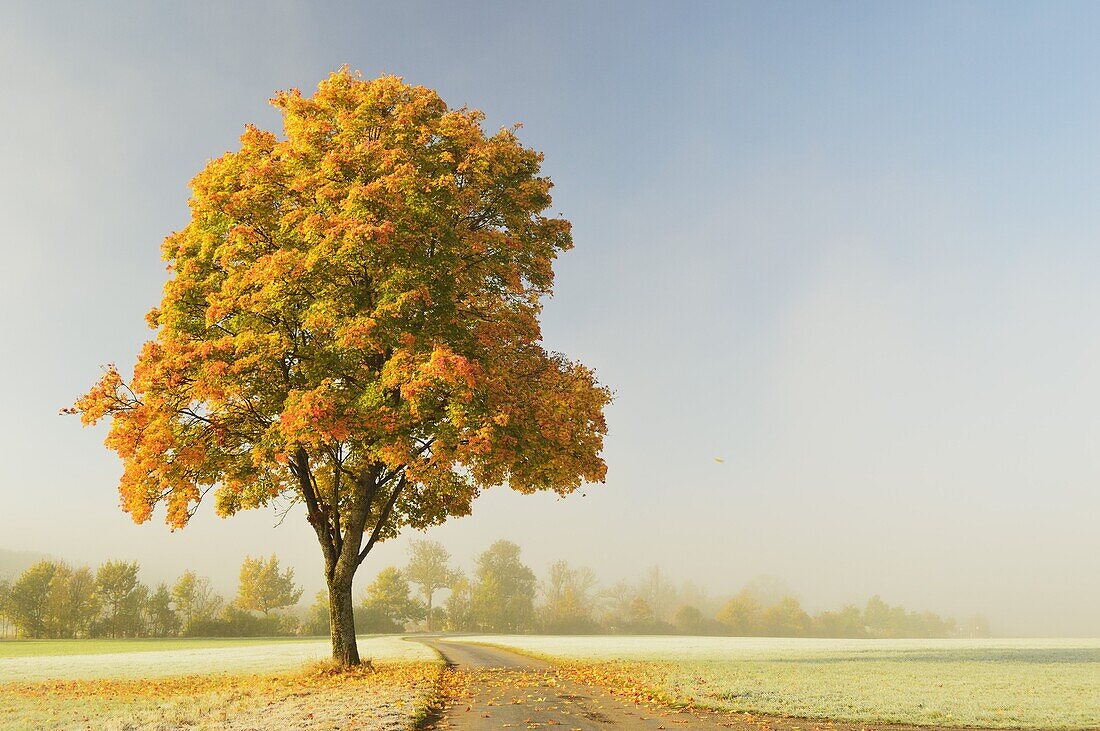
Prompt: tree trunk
<box><xmin>294</xmin><ymin>455</ymin><xmax>405</xmax><ymax>666</ymax></box>
<box><xmin>328</xmin><ymin>576</ymin><xmax>360</xmax><ymax>666</ymax></box>
<box><xmin>426</xmin><ymin>593</ymin><xmax>434</xmax><ymax>632</ymax></box>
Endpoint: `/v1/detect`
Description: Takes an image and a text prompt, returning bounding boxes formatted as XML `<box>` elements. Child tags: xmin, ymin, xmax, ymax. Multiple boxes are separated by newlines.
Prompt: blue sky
<box><xmin>1</xmin><ymin>1</ymin><xmax>1098</xmax><ymax>634</ymax></box>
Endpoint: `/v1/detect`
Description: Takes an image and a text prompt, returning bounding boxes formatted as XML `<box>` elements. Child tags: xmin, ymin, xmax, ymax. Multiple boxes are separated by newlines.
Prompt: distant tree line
<box><xmin>312</xmin><ymin>539</ymin><xmax>992</xmax><ymax>639</ymax></box>
<box><xmin>0</xmin><ymin>541</ymin><xmax>992</xmax><ymax>640</ymax></box>
<box><xmin>0</xmin><ymin>554</ymin><xmax>302</xmax><ymax>639</ymax></box>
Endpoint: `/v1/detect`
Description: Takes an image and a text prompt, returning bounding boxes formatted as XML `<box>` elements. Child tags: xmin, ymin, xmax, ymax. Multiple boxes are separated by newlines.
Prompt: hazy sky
<box><xmin>1</xmin><ymin>1</ymin><xmax>1098</xmax><ymax>636</ymax></box>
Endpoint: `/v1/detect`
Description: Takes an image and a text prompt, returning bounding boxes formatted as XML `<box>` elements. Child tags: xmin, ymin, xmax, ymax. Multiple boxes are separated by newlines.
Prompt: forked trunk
<box><xmin>295</xmin><ymin>456</ymin><xmax>405</xmax><ymax>667</ymax></box>
<box><xmin>328</xmin><ymin>576</ymin><xmax>360</xmax><ymax>666</ymax></box>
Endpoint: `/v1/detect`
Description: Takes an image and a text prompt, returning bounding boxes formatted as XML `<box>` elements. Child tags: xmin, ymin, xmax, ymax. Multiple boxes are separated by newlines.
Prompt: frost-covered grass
<box><xmin>0</xmin><ymin>634</ymin><xmax>432</xmax><ymax>682</ymax></box>
<box><xmin>465</xmin><ymin>635</ymin><xmax>1100</xmax><ymax>729</ymax></box>
<box><xmin>0</xmin><ymin>635</ymin><xmax>318</xmax><ymax>659</ymax></box>
<box><xmin>0</xmin><ymin>636</ymin><xmax>444</xmax><ymax>730</ymax></box>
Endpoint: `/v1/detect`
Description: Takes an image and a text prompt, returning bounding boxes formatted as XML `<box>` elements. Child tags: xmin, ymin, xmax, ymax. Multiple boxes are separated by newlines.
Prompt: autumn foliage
<box><xmin>70</xmin><ymin>69</ymin><xmax>610</xmax><ymax>663</ymax></box>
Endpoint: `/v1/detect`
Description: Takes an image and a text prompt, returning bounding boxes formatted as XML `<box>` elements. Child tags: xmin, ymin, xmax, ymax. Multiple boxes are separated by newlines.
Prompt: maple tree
<box><xmin>69</xmin><ymin>69</ymin><xmax>610</xmax><ymax>664</ymax></box>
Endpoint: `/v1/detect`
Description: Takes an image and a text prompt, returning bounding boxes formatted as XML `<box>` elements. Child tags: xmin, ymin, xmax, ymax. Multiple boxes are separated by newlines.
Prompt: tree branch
<box><xmin>357</xmin><ymin>474</ymin><xmax>406</xmax><ymax>565</ymax></box>
<box><xmin>291</xmin><ymin>448</ymin><xmax>337</xmax><ymax>575</ymax></box>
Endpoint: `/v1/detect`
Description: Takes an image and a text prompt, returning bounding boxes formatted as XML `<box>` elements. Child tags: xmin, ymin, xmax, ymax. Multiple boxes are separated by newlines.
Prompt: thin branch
<box><xmin>272</xmin><ymin>494</ymin><xmax>302</xmax><ymax>527</ymax></box>
<box><xmin>357</xmin><ymin>474</ymin><xmax>406</xmax><ymax>565</ymax></box>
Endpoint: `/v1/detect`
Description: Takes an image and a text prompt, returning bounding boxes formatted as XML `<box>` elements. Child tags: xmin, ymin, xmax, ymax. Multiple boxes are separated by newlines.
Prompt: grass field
<box><xmin>0</xmin><ymin>635</ymin><xmax>443</xmax><ymax>730</ymax></box>
<box><xmin>0</xmin><ymin>635</ymin><xmax>430</xmax><ymax>682</ymax></box>
<box><xmin>466</xmin><ymin>635</ymin><xmax>1100</xmax><ymax>729</ymax></box>
<box><xmin>0</xmin><ymin>635</ymin><xmax>318</xmax><ymax>659</ymax></box>
<box><xmin>4</xmin><ymin>634</ymin><xmax>1098</xmax><ymax>729</ymax></box>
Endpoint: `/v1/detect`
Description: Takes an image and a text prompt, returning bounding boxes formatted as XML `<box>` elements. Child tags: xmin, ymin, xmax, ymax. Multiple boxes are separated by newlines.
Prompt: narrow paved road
<box><xmin>417</xmin><ymin>638</ymin><xmax>750</xmax><ymax>731</ymax></box>
<box><xmin>414</xmin><ymin>639</ymin><xmax>988</xmax><ymax>731</ymax></box>
<box><xmin>422</xmin><ymin>639</ymin><xmax>551</xmax><ymax>671</ymax></box>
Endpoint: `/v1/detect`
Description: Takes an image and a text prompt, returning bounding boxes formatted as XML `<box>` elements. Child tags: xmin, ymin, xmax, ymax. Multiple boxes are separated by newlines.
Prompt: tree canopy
<box><xmin>235</xmin><ymin>554</ymin><xmax>303</xmax><ymax>615</ymax></box>
<box><xmin>360</xmin><ymin>567</ymin><xmax>424</xmax><ymax>631</ymax></box>
<box><xmin>471</xmin><ymin>539</ymin><xmax>536</xmax><ymax>632</ymax></box>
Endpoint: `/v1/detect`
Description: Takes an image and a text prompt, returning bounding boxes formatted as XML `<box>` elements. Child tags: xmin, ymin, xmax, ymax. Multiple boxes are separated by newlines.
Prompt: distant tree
<box><xmin>43</xmin><ymin>562</ymin><xmax>77</xmax><ymax>638</ymax></box>
<box><xmin>599</xmin><ymin>580</ymin><xmax>636</xmax><ymax>631</ymax></box>
<box><xmin>236</xmin><ymin>555</ymin><xmax>303</xmax><ymax>615</ymax></box>
<box><xmin>443</xmin><ymin>574</ymin><xmax>475</xmax><ymax>632</ymax></box>
<box><xmin>404</xmin><ymin>540</ymin><xmax>459</xmax><ymax>632</ymax></box>
<box><xmin>540</xmin><ymin>560</ymin><xmax>599</xmax><ymax>633</ymax></box>
<box><xmin>812</xmin><ymin>604</ymin><xmax>866</xmax><ymax>638</ymax></box>
<box><xmin>673</xmin><ymin>604</ymin><xmax>705</xmax><ymax>634</ymax></box>
<box><xmin>172</xmin><ymin>571</ymin><xmax>223</xmax><ymax>633</ymax></box>
<box><xmin>94</xmin><ymin>560</ymin><xmax>147</xmax><ymax>637</ymax></box>
<box><xmin>206</xmin><ymin>604</ymin><xmax>283</xmax><ymax>637</ymax></box>
<box><xmin>69</xmin><ymin>69</ymin><xmax>611</xmax><ymax>667</ymax></box>
<box><xmin>6</xmin><ymin>561</ymin><xmax>57</xmax><ymax>637</ymax></box>
<box><xmin>471</xmin><ymin>540</ymin><xmax>536</xmax><ymax>632</ymax></box>
<box><xmin>964</xmin><ymin>613</ymin><xmax>991</xmax><ymax>638</ymax></box>
<box><xmin>0</xmin><ymin>579</ymin><xmax>11</xmax><ymax>636</ymax></box>
<box><xmin>627</xmin><ymin>596</ymin><xmax>655</xmax><ymax>627</ymax></box>
<box><xmin>905</xmin><ymin>610</ymin><xmax>949</xmax><ymax>638</ymax></box>
<box><xmin>637</xmin><ymin>566</ymin><xmax>676</xmax><ymax>623</ymax></box>
<box><xmin>278</xmin><ymin>611</ymin><xmax>302</xmax><ymax>636</ymax></box>
<box><xmin>145</xmin><ymin>584</ymin><xmax>180</xmax><ymax>636</ymax></box>
<box><xmin>760</xmin><ymin>596</ymin><xmax>812</xmax><ymax>637</ymax></box>
<box><xmin>716</xmin><ymin>589</ymin><xmax>762</xmax><ymax>636</ymax></box>
<box><xmin>48</xmin><ymin>565</ymin><xmax>99</xmax><ymax>639</ymax></box>
<box><xmin>862</xmin><ymin>594</ymin><xmax>898</xmax><ymax>637</ymax></box>
<box><xmin>860</xmin><ymin>595</ymin><xmax>956</xmax><ymax>639</ymax></box>
<box><xmin>172</xmin><ymin>571</ymin><xmax>199</xmax><ymax>628</ymax></box>
<box><xmin>678</xmin><ymin>580</ymin><xmax>717</xmax><ymax>619</ymax></box>
<box><xmin>360</xmin><ymin>567</ymin><xmax>424</xmax><ymax>632</ymax></box>
<box><xmin>70</xmin><ymin>566</ymin><xmax>101</xmax><ymax>638</ymax></box>
<box><xmin>304</xmin><ymin>589</ymin><xmax>331</xmax><ymax>636</ymax></box>
<box><xmin>425</xmin><ymin>605</ymin><xmax>447</xmax><ymax>631</ymax></box>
